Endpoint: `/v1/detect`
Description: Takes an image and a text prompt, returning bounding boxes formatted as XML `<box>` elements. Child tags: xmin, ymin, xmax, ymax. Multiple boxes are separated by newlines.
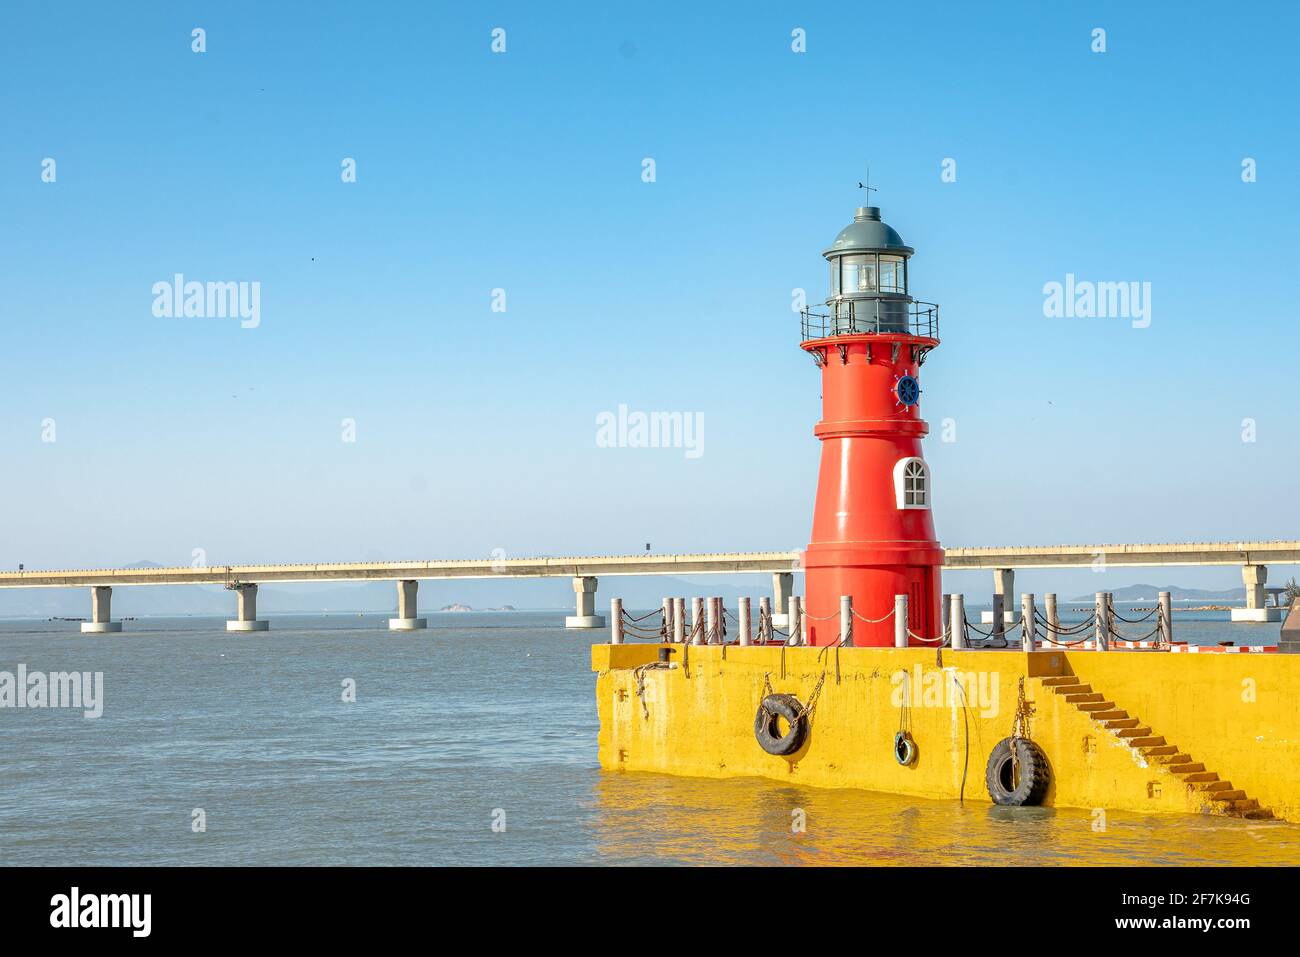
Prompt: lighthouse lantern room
<box><xmin>799</xmin><ymin>204</ymin><xmax>944</xmax><ymax>647</ymax></box>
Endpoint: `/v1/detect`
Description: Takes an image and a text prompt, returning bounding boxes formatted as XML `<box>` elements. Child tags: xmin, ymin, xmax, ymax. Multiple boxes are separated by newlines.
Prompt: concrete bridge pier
<box><xmin>389</xmin><ymin>579</ymin><xmax>428</xmax><ymax>630</ymax></box>
<box><xmin>226</xmin><ymin>583</ymin><xmax>269</xmax><ymax>632</ymax></box>
<box><xmin>981</xmin><ymin>568</ymin><xmax>1017</xmax><ymax>626</ymax></box>
<box><xmin>81</xmin><ymin>585</ymin><xmax>122</xmax><ymax>633</ymax></box>
<box><xmin>565</xmin><ymin>576</ymin><xmax>606</xmax><ymax>629</ymax></box>
<box><xmin>1232</xmin><ymin>565</ymin><xmax>1282</xmax><ymax>622</ymax></box>
<box><xmin>771</xmin><ymin>572</ymin><xmax>793</xmax><ymax>628</ymax></box>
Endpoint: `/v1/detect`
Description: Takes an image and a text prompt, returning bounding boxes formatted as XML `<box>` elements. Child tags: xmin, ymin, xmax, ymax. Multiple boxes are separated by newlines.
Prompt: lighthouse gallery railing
<box><xmin>800</xmin><ymin>299</ymin><xmax>939</xmax><ymax>341</ymax></box>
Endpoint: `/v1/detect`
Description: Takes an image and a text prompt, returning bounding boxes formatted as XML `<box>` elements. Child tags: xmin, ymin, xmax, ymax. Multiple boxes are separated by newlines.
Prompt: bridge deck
<box><xmin>1</xmin><ymin>541</ymin><xmax>1297</xmax><ymax>588</ymax></box>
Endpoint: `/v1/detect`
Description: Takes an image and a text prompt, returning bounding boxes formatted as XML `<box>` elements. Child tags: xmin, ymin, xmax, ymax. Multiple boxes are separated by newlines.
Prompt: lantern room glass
<box><xmin>831</xmin><ymin>254</ymin><xmax>907</xmax><ymax>298</ymax></box>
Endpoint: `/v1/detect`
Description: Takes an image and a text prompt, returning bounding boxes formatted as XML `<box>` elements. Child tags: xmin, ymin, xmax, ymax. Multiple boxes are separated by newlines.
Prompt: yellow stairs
<box><xmin>1040</xmin><ymin>675</ymin><xmax>1273</xmax><ymax>820</ymax></box>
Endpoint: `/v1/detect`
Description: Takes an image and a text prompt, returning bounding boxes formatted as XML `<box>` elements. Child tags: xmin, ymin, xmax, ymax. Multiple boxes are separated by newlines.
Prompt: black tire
<box><xmin>754</xmin><ymin>693</ymin><xmax>807</xmax><ymax>756</ymax></box>
<box><xmin>894</xmin><ymin>730</ymin><xmax>917</xmax><ymax>766</ymax></box>
<box><xmin>984</xmin><ymin>737</ymin><xmax>1050</xmax><ymax>806</ymax></box>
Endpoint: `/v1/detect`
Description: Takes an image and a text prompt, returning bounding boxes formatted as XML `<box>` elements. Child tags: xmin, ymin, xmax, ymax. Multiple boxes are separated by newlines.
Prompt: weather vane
<box><xmin>857</xmin><ymin>164</ymin><xmax>878</xmax><ymax>205</ymax></box>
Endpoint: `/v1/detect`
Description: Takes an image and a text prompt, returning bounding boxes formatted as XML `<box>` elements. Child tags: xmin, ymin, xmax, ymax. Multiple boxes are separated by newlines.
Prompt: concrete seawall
<box><xmin>593</xmin><ymin>644</ymin><xmax>1298</xmax><ymax>823</ymax></box>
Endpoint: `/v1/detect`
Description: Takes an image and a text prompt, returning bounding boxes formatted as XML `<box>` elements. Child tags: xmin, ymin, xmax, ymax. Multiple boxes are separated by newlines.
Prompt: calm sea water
<box><xmin>0</xmin><ymin>610</ymin><xmax>1295</xmax><ymax>866</ymax></box>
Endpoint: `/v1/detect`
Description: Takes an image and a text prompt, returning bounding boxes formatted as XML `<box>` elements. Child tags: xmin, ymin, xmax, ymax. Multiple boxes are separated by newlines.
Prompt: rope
<box><xmin>621</xmin><ymin>608</ymin><xmax>664</xmax><ymax>623</ymax></box>
<box><xmin>852</xmin><ymin>607</ymin><xmax>896</xmax><ymax>624</ymax></box>
<box><xmin>630</xmin><ymin>662</ymin><xmax>670</xmax><ymax>718</ymax></box>
<box><xmin>962</xmin><ymin>615</ymin><xmax>1023</xmax><ymax>638</ymax></box>
<box><xmin>1108</xmin><ymin>604</ymin><xmax>1158</xmax><ymax>624</ymax></box>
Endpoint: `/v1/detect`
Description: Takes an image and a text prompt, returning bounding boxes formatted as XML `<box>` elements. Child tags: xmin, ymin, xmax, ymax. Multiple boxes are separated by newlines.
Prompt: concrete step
<box><xmin>1151</xmin><ymin>751</ymin><xmax>1192</xmax><ymax>764</ymax></box>
<box><xmin>1167</xmin><ymin>762</ymin><xmax>1206</xmax><ymax>775</ymax></box>
<box><xmin>1140</xmin><ymin>745</ymin><xmax>1179</xmax><ymax>757</ymax></box>
<box><xmin>1063</xmin><ymin>692</ymin><xmax>1101</xmax><ymax>702</ymax></box>
<box><xmin>1128</xmin><ymin>735</ymin><xmax>1167</xmax><ymax>748</ymax></box>
<box><xmin>1231</xmin><ymin>799</ymin><xmax>1259</xmax><ymax>813</ymax></box>
<box><xmin>1100</xmin><ymin>717</ymin><xmax>1140</xmax><ymax>729</ymax></box>
<box><xmin>1041</xmin><ymin>676</ymin><xmax>1083</xmax><ymax>687</ymax></box>
<box><xmin>1210</xmin><ymin>789</ymin><xmax>1248</xmax><ymax>802</ymax></box>
<box><xmin>1092</xmin><ymin>709</ymin><xmax>1130</xmax><ymax>721</ymax></box>
<box><xmin>1179</xmin><ymin>771</ymin><xmax>1220</xmax><ymax>783</ymax></box>
<box><xmin>1243</xmin><ymin>808</ymin><xmax>1275</xmax><ymax>820</ymax></box>
<box><xmin>1197</xmin><ymin>780</ymin><xmax>1232</xmax><ymax>792</ymax></box>
<box><xmin>1115</xmin><ymin>727</ymin><xmax>1154</xmax><ymax>739</ymax></box>
<box><xmin>1076</xmin><ymin>701</ymin><xmax>1117</xmax><ymax>712</ymax></box>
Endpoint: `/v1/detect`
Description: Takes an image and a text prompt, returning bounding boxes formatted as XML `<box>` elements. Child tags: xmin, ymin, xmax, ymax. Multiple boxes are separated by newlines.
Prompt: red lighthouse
<box><xmin>800</xmin><ymin>204</ymin><xmax>943</xmax><ymax>647</ymax></box>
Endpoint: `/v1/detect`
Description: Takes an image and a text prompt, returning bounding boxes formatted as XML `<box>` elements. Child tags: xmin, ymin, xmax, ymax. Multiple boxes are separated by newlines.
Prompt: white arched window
<box><xmin>893</xmin><ymin>457</ymin><xmax>930</xmax><ymax>509</ymax></box>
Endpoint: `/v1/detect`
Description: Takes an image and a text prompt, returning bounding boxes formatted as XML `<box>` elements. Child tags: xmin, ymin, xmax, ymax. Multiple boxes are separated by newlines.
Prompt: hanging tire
<box><xmin>894</xmin><ymin>730</ymin><xmax>918</xmax><ymax>766</ymax></box>
<box><xmin>754</xmin><ymin>693</ymin><xmax>807</xmax><ymax>756</ymax></box>
<box><xmin>984</xmin><ymin>737</ymin><xmax>1050</xmax><ymax>806</ymax></box>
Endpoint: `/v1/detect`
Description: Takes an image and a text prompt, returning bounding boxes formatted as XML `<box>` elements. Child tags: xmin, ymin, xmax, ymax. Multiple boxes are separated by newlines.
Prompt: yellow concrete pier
<box><xmin>593</xmin><ymin>644</ymin><xmax>1300</xmax><ymax>823</ymax></box>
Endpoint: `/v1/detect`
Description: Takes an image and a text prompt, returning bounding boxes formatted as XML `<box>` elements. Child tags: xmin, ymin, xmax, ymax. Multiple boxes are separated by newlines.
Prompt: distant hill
<box><xmin>1071</xmin><ymin>584</ymin><xmax>1245</xmax><ymax>602</ymax></box>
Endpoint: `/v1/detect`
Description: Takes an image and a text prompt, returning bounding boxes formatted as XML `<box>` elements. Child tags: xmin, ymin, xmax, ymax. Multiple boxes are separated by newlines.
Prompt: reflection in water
<box><xmin>587</xmin><ymin>771</ymin><xmax>1300</xmax><ymax>866</ymax></box>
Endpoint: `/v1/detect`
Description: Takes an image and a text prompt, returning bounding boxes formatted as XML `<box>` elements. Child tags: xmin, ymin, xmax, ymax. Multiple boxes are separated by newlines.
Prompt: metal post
<box><xmin>661</xmin><ymin>597</ymin><xmax>672</xmax><ymax>641</ymax></box>
<box><xmin>787</xmin><ymin>596</ymin><xmax>800</xmax><ymax>646</ymax></box>
<box><xmin>707</xmin><ymin>596</ymin><xmax>720</xmax><ymax>645</ymax></box>
<box><xmin>894</xmin><ymin>594</ymin><xmax>908</xmax><ymax>648</ymax></box>
<box><xmin>991</xmin><ymin>592</ymin><xmax>1005</xmax><ymax>642</ymax></box>
<box><xmin>673</xmin><ymin>597</ymin><xmax>685</xmax><ymax>643</ymax></box>
<box><xmin>1045</xmin><ymin>593</ymin><xmax>1059</xmax><ymax>647</ymax></box>
<box><xmin>1022</xmin><ymin>593</ymin><xmax>1036</xmax><ymax>651</ymax></box>
<box><xmin>941</xmin><ymin>592</ymin><xmax>951</xmax><ymax>639</ymax></box>
<box><xmin>610</xmin><ymin>598</ymin><xmax>623</xmax><ymax>644</ymax></box>
<box><xmin>840</xmin><ymin>595</ymin><xmax>853</xmax><ymax>647</ymax></box>
<box><xmin>691</xmin><ymin>597</ymin><xmax>705</xmax><ymax>645</ymax></box>
<box><xmin>1095</xmin><ymin>592</ymin><xmax>1109</xmax><ymax>651</ymax></box>
<box><xmin>759</xmin><ymin>596</ymin><xmax>771</xmax><ymax>641</ymax></box>
<box><xmin>1158</xmin><ymin>591</ymin><xmax>1172</xmax><ymax>645</ymax></box>
<box><xmin>950</xmin><ymin>593</ymin><xmax>966</xmax><ymax>649</ymax></box>
<box><xmin>739</xmin><ymin>597</ymin><xmax>752</xmax><ymax>646</ymax></box>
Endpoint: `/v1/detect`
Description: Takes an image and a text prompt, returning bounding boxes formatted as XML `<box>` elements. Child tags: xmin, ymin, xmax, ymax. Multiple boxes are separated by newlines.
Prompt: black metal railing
<box><xmin>800</xmin><ymin>299</ymin><xmax>939</xmax><ymax>341</ymax></box>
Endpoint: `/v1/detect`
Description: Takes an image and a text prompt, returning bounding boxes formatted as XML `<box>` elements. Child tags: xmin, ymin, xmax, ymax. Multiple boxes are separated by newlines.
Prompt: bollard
<box><xmin>894</xmin><ymin>594</ymin><xmax>908</xmax><ymax>648</ymax></box>
<box><xmin>991</xmin><ymin>592</ymin><xmax>1005</xmax><ymax>642</ymax></box>
<box><xmin>759</xmin><ymin>596</ymin><xmax>772</xmax><ymax>641</ymax></box>
<box><xmin>1095</xmin><ymin>592</ymin><xmax>1109</xmax><ymax>651</ymax></box>
<box><xmin>691</xmin><ymin>597</ymin><xmax>705</xmax><ymax>645</ymax></box>
<box><xmin>707</xmin><ymin>596</ymin><xmax>720</xmax><ymax>645</ymax></box>
<box><xmin>950</xmin><ymin>593</ymin><xmax>966</xmax><ymax>649</ymax></box>
<box><xmin>610</xmin><ymin>598</ymin><xmax>624</xmax><ymax>645</ymax></box>
<box><xmin>1045</xmin><ymin>593</ymin><xmax>1059</xmax><ymax>647</ymax></box>
<box><xmin>787</xmin><ymin>596</ymin><xmax>800</xmax><ymax>646</ymax></box>
<box><xmin>799</xmin><ymin>597</ymin><xmax>808</xmax><ymax>645</ymax></box>
<box><xmin>739</xmin><ymin>597</ymin><xmax>752</xmax><ymax>646</ymax></box>
<box><xmin>1022</xmin><ymin>593</ymin><xmax>1036</xmax><ymax>651</ymax></box>
<box><xmin>1158</xmin><ymin>590</ymin><xmax>1173</xmax><ymax>645</ymax></box>
<box><xmin>673</xmin><ymin>597</ymin><xmax>686</xmax><ymax>644</ymax></box>
<box><xmin>840</xmin><ymin>595</ymin><xmax>853</xmax><ymax>647</ymax></box>
<box><xmin>941</xmin><ymin>593</ymin><xmax>951</xmax><ymax>640</ymax></box>
<box><xmin>661</xmin><ymin>597</ymin><xmax>672</xmax><ymax>641</ymax></box>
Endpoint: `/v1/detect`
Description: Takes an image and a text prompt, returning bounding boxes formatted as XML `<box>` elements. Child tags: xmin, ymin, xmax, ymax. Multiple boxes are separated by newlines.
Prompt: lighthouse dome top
<box><xmin>823</xmin><ymin>206</ymin><xmax>914</xmax><ymax>258</ymax></box>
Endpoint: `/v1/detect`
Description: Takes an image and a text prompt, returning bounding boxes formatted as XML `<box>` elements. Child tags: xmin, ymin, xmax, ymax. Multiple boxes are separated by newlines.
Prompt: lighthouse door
<box><xmin>909</xmin><ymin>577</ymin><xmax>928</xmax><ymax>641</ymax></box>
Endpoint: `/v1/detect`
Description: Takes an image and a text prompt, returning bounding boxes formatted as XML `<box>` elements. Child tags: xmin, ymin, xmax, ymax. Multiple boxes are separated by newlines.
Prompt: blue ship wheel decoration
<box><xmin>895</xmin><ymin>374</ymin><xmax>921</xmax><ymax>407</ymax></box>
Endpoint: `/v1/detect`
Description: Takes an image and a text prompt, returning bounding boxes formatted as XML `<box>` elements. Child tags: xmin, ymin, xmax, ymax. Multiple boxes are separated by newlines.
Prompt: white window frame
<box><xmin>893</xmin><ymin>457</ymin><xmax>930</xmax><ymax>509</ymax></box>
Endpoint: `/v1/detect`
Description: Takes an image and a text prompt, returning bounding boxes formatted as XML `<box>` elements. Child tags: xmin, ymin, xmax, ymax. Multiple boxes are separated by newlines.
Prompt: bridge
<box><xmin>3</xmin><ymin>540</ymin><xmax>1296</xmax><ymax>630</ymax></box>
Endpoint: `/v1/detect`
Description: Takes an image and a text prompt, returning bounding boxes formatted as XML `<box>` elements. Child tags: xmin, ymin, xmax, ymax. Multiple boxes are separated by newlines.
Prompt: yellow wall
<box><xmin>592</xmin><ymin>644</ymin><xmax>1300</xmax><ymax>822</ymax></box>
<box><xmin>1063</xmin><ymin>653</ymin><xmax>1300</xmax><ymax>822</ymax></box>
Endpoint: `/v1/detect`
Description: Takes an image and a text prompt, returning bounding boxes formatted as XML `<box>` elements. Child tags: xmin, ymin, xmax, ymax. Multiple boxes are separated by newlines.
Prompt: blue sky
<box><xmin>2</xmin><ymin>1</ymin><xmax>1298</xmax><ymax>596</ymax></box>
